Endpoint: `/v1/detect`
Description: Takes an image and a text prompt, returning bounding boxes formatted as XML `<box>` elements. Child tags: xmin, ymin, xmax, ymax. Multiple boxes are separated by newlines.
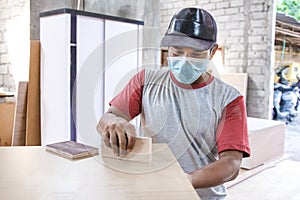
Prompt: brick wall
<box><xmin>0</xmin><ymin>0</ymin><xmax>30</xmax><ymax>93</ymax></box>
<box><xmin>160</xmin><ymin>0</ymin><xmax>276</xmax><ymax>119</ymax></box>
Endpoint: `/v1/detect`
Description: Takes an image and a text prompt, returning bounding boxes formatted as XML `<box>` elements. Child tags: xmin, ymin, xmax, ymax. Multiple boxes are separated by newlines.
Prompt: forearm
<box><xmin>189</xmin><ymin>151</ymin><xmax>242</xmax><ymax>188</ymax></box>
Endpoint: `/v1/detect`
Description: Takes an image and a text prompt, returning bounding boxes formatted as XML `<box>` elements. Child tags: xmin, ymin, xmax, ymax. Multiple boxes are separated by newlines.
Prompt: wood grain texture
<box><xmin>0</xmin><ymin>144</ymin><xmax>200</xmax><ymax>200</ymax></box>
<box><xmin>12</xmin><ymin>82</ymin><xmax>28</xmax><ymax>146</ymax></box>
<box><xmin>26</xmin><ymin>40</ymin><xmax>41</xmax><ymax>146</ymax></box>
<box><xmin>0</xmin><ymin>102</ymin><xmax>15</xmax><ymax>146</ymax></box>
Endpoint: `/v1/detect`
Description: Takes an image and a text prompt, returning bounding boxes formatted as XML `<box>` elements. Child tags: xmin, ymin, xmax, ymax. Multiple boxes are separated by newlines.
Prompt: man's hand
<box><xmin>97</xmin><ymin>107</ymin><xmax>136</xmax><ymax>158</ymax></box>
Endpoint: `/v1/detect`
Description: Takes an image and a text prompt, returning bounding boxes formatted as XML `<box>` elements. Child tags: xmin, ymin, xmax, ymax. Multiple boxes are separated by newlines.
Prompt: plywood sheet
<box><xmin>12</xmin><ymin>82</ymin><xmax>28</xmax><ymax>146</ymax></box>
<box><xmin>26</xmin><ymin>40</ymin><xmax>41</xmax><ymax>146</ymax></box>
<box><xmin>242</xmin><ymin>117</ymin><xmax>285</xmax><ymax>169</ymax></box>
<box><xmin>0</xmin><ymin>144</ymin><xmax>200</xmax><ymax>199</ymax></box>
<box><xmin>0</xmin><ymin>102</ymin><xmax>15</xmax><ymax>146</ymax></box>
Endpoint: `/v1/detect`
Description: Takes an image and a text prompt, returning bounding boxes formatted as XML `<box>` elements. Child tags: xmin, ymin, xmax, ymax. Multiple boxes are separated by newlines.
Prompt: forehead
<box><xmin>169</xmin><ymin>46</ymin><xmax>208</xmax><ymax>54</ymax></box>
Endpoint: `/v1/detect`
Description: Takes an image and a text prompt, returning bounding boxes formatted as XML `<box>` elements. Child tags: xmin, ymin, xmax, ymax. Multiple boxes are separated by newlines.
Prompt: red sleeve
<box><xmin>216</xmin><ymin>96</ymin><xmax>251</xmax><ymax>157</ymax></box>
<box><xmin>109</xmin><ymin>69</ymin><xmax>145</xmax><ymax>119</ymax></box>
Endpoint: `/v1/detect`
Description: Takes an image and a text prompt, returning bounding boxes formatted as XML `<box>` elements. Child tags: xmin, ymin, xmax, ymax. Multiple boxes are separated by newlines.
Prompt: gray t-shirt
<box><xmin>110</xmin><ymin>68</ymin><xmax>250</xmax><ymax>199</ymax></box>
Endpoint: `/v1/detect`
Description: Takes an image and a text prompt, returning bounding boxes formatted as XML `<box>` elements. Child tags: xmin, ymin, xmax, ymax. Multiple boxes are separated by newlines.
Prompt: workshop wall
<box><xmin>0</xmin><ymin>0</ymin><xmax>161</xmax><ymax>93</ymax></box>
<box><xmin>1</xmin><ymin>0</ymin><xmax>278</xmax><ymax>119</ymax></box>
<box><xmin>160</xmin><ymin>0</ymin><xmax>277</xmax><ymax>119</ymax></box>
<box><xmin>0</xmin><ymin>0</ymin><xmax>30</xmax><ymax>92</ymax></box>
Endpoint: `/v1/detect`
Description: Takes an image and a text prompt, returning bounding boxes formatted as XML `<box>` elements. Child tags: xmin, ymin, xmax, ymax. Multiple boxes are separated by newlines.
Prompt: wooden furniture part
<box><xmin>26</xmin><ymin>40</ymin><xmax>41</xmax><ymax>146</ymax></box>
<box><xmin>12</xmin><ymin>82</ymin><xmax>28</xmax><ymax>146</ymax></box>
<box><xmin>0</xmin><ymin>102</ymin><xmax>15</xmax><ymax>146</ymax></box>
<box><xmin>0</xmin><ymin>143</ymin><xmax>200</xmax><ymax>200</ymax></box>
<box><xmin>241</xmin><ymin>117</ymin><xmax>286</xmax><ymax>169</ymax></box>
<box><xmin>40</xmin><ymin>8</ymin><xmax>143</xmax><ymax>147</ymax></box>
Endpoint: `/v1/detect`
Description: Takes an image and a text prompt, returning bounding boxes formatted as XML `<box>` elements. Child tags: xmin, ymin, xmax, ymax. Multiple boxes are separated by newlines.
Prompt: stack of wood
<box><xmin>0</xmin><ymin>41</ymin><xmax>41</xmax><ymax>146</ymax></box>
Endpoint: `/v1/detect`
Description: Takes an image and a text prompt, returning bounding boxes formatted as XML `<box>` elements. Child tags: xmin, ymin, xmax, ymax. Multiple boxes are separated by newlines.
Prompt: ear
<box><xmin>209</xmin><ymin>44</ymin><xmax>218</xmax><ymax>60</ymax></box>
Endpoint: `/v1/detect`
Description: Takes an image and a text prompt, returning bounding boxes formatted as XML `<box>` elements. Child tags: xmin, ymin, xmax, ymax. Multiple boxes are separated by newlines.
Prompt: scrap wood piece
<box><xmin>12</xmin><ymin>82</ymin><xmax>28</xmax><ymax>146</ymax></box>
<box><xmin>0</xmin><ymin>102</ymin><xmax>15</xmax><ymax>146</ymax></box>
<box><xmin>26</xmin><ymin>40</ymin><xmax>41</xmax><ymax>146</ymax></box>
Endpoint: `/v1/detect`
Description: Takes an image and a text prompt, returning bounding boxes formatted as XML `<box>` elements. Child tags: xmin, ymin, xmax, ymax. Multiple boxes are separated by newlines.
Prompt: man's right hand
<box><xmin>97</xmin><ymin>108</ymin><xmax>136</xmax><ymax>158</ymax></box>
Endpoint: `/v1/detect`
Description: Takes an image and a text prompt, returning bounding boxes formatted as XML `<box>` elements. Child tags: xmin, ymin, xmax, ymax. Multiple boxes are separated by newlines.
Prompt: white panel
<box><xmin>76</xmin><ymin>15</ymin><xmax>104</xmax><ymax>146</ymax></box>
<box><xmin>40</xmin><ymin>14</ymin><xmax>71</xmax><ymax>145</ymax></box>
<box><xmin>138</xmin><ymin>25</ymin><xmax>143</xmax><ymax>69</ymax></box>
<box><xmin>104</xmin><ymin>20</ymin><xmax>139</xmax><ymax>113</ymax></box>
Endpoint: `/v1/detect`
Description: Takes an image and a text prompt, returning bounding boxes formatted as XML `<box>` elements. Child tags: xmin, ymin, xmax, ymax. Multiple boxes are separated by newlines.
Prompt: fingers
<box><xmin>118</xmin><ymin>132</ymin><xmax>127</xmax><ymax>158</ymax></box>
<box><xmin>110</xmin><ymin>131</ymin><xmax>119</xmax><ymax>157</ymax></box>
<box><xmin>126</xmin><ymin>133</ymin><xmax>136</xmax><ymax>152</ymax></box>
<box><xmin>103</xmin><ymin>131</ymin><xmax>111</xmax><ymax>148</ymax></box>
<box><xmin>102</xmin><ymin>124</ymin><xmax>136</xmax><ymax>157</ymax></box>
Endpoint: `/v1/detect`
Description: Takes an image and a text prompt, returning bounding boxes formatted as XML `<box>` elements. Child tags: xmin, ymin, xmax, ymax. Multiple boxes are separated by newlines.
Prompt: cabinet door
<box><xmin>40</xmin><ymin>14</ymin><xmax>71</xmax><ymax>145</ymax></box>
<box><xmin>104</xmin><ymin>20</ymin><xmax>140</xmax><ymax>117</ymax></box>
<box><xmin>76</xmin><ymin>15</ymin><xmax>104</xmax><ymax>146</ymax></box>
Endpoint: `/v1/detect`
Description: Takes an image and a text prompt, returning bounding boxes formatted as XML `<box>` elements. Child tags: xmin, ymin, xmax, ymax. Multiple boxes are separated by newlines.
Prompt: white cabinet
<box><xmin>40</xmin><ymin>9</ymin><xmax>143</xmax><ymax>146</ymax></box>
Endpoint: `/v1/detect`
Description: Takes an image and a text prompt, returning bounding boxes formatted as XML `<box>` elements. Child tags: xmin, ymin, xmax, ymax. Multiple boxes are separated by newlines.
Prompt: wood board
<box><xmin>12</xmin><ymin>82</ymin><xmax>28</xmax><ymax>146</ymax></box>
<box><xmin>0</xmin><ymin>102</ymin><xmax>15</xmax><ymax>146</ymax></box>
<box><xmin>26</xmin><ymin>40</ymin><xmax>41</xmax><ymax>145</ymax></box>
<box><xmin>0</xmin><ymin>144</ymin><xmax>200</xmax><ymax>200</ymax></box>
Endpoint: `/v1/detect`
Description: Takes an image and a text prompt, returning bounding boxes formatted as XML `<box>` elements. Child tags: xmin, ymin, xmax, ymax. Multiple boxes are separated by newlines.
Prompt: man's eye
<box><xmin>174</xmin><ymin>52</ymin><xmax>184</xmax><ymax>56</ymax></box>
<box><xmin>192</xmin><ymin>54</ymin><xmax>201</xmax><ymax>57</ymax></box>
<box><xmin>171</xmin><ymin>51</ymin><xmax>180</xmax><ymax>56</ymax></box>
<box><xmin>195</xmin><ymin>53</ymin><xmax>208</xmax><ymax>57</ymax></box>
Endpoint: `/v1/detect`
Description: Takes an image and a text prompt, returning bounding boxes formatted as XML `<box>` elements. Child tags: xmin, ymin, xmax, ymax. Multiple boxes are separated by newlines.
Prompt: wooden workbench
<box><xmin>0</xmin><ymin>144</ymin><xmax>200</xmax><ymax>200</ymax></box>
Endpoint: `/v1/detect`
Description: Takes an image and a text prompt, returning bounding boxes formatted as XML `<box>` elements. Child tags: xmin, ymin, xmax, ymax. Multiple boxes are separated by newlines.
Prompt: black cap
<box><xmin>161</xmin><ymin>7</ymin><xmax>217</xmax><ymax>51</ymax></box>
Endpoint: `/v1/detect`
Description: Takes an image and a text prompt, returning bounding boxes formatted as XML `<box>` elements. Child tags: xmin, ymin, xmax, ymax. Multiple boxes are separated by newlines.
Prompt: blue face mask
<box><xmin>168</xmin><ymin>57</ymin><xmax>209</xmax><ymax>84</ymax></box>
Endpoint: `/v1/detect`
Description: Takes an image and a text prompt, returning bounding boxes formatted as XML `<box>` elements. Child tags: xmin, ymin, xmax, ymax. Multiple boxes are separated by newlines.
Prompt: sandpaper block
<box><xmin>101</xmin><ymin>136</ymin><xmax>152</xmax><ymax>163</ymax></box>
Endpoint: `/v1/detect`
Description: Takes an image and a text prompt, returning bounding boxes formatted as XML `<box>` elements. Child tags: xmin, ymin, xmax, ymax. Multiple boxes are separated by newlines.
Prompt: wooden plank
<box><xmin>0</xmin><ymin>144</ymin><xmax>200</xmax><ymax>199</ymax></box>
<box><xmin>0</xmin><ymin>102</ymin><xmax>15</xmax><ymax>146</ymax></box>
<box><xmin>12</xmin><ymin>82</ymin><xmax>28</xmax><ymax>146</ymax></box>
<box><xmin>26</xmin><ymin>40</ymin><xmax>41</xmax><ymax>146</ymax></box>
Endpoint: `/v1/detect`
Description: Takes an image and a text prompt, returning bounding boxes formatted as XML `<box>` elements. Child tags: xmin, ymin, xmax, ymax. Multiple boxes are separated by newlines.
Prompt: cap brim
<box><xmin>160</xmin><ymin>34</ymin><xmax>215</xmax><ymax>51</ymax></box>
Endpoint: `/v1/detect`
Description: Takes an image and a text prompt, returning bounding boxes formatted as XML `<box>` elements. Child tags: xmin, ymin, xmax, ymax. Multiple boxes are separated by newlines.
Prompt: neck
<box><xmin>192</xmin><ymin>72</ymin><xmax>209</xmax><ymax>85</ymax></box>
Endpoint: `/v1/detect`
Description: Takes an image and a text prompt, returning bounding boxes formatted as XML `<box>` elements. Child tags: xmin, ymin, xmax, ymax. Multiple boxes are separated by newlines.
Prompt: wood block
<box><xmin>101</xmin><ymin>136</ymin><xmax>152</xmax><ymax>163</ymax></box>
<box><xmin>12</xmin><ymin>82</ymin><xmax>28</xmax><ymax>146</ymax></box>
<box><xmin>241</xmin><ymin>117</ymin><xmax>285</xmax><ymax>169</ymax></box>
<box><xmin>0</xmin><ymin>103</ymin><xmax>15</xmax><ymax>146</ymax></box>
<box><xmin>26</xmin><ymin>40</ymin><xmax>41</xmax><ymax>146</ymax></box>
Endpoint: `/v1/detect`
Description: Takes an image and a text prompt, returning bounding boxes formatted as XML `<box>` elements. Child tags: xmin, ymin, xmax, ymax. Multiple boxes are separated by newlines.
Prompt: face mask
<box><xmin>167</xmin><ymin>57</ymin><xmax>209</xmax><ymax>84</ymax></box>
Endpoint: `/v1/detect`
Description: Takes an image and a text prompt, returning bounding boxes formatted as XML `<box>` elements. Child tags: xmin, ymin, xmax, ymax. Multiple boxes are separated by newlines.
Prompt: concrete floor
<box><xmin>226</xmin><ymin>114</ymin><xmax>300</xmax><ymax>200</ymax></box>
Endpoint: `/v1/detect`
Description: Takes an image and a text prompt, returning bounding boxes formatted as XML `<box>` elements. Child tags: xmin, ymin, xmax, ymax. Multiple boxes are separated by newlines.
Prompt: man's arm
<box><xmin>96</xmin><ymin>70</ymin><xmax>145</xmax><ymax>157</ymax></box>
<box><xmin>187</xmin><ymin>150</ymin><xmax>242</xmax><ymax>188</ymax></box>
<box><xmin>97</xmin><ymin>106</ymin><xmax>137</xmax><ymax>157</ymax></box>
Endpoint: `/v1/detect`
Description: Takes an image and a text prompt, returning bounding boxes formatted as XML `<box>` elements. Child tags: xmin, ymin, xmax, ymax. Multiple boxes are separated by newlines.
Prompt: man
<box><xmin>97</xmin><ymin>7</ymin><xmax>250</xmax><ymax>199</ymax></box>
